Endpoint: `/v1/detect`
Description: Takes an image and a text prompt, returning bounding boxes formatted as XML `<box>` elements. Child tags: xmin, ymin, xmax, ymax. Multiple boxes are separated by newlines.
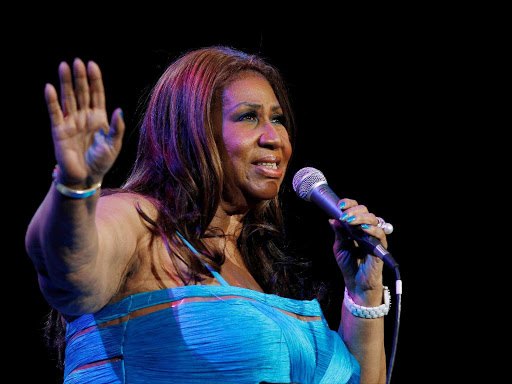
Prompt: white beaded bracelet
<box><xmin>343</xmin><ymin>286</ymin><xmax>391</xmax><ymax>319</ymax></box>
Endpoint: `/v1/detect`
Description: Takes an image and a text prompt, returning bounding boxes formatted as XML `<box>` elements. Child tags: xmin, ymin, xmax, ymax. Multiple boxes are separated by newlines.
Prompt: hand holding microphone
<box><xmin>293</xmin><ymin>167</ymin><xmax>403</xmax><ymax>384</ymax></box>
<box><xmin>292</xmin><ymin>167</ymin><xmax>398</xmax><ymax>270</ymax></box>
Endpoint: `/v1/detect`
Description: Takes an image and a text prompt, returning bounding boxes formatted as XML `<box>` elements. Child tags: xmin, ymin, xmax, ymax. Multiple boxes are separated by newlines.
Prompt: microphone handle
<box><xmin>344</xmin><ymin>224</ymin><xmax>399</xmax><ymax>269</ymax></box>
<box><xmin>309</xmin><ymin>185</ymin><xmax>399</xmax><ymax>269</ymax></box>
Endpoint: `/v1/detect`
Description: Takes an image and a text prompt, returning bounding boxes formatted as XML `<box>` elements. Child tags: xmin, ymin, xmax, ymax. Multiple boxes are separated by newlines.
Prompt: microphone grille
<box><xmin>292</xmin><ymin>167</ymin><xmax>327</xmax><ymax>201</ymax></box>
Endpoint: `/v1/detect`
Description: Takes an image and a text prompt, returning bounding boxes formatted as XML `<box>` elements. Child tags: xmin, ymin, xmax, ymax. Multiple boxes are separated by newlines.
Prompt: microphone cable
<box><xmin>292</xmin><ymin>167</ymin><xmax>403</xmax><ymax>384</ymax></box>
<box><xmin>387</xmin><ymin>266</ymin><xmax>402</xmax><ymax>384</ymax></box>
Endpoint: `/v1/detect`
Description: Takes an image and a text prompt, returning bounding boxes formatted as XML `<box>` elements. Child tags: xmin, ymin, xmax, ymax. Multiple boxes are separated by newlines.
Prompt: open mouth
<box><xmin>255</xmin><ymin>162</ymin><xmax>278</xmax><ymax>170</ymax></box>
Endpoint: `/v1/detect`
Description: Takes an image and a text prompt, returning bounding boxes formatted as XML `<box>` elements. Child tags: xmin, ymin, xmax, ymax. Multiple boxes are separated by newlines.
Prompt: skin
<box><xmin>25</xmin><ymin>60</ymin><xmax>387</xmax><ymax>383</ymax></box>
<box><xmin>331</xmin><ymin>200</ymin><xmax>388</xmax><ymax>383</ymax></box>
<box><xmin>209</xmin><ymin>71</ymin><xmax>293</xmax><ymax>269</ymax></box>
<box><xmin>215</xmin><ymin>71</ymin><xmax>292</xmax><ymax>208</ymax></box>
<box><xmin>214</xmin><ymin>71</ymin><xmax>387</xmax><ymax>383</ymax></box>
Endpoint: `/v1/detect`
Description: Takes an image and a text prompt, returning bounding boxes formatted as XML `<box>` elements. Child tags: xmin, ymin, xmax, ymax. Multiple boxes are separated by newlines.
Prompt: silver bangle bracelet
<box><xmin>52</xmin><ymin>165</ymin><xmax>102</xmax><ymax>199</ymax></box>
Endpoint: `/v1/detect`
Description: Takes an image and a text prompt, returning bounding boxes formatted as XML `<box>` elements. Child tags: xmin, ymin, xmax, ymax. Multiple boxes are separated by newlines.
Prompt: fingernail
<box><xmin>340</xmin><ymin>213</ymin><xmax>348</xmax><ymax>221</ymax></box>
<box><xmin>361</xmin><ymin>224</ymin><xmax>371</xmax><ymax>229</ymax></box>
<box><xmin>119</xmin><ymin>110</ymin><xmax>124</xmax><ymax>120</ymax></box>
<box><xmin>338</xmin><ymin>201</ymin><xmax>346</xmax><ymax>210</ymax></box>
<box><xmin>346</xmin><ymin>216</ymin><xmax>356</xmax><ymax>223</ymax></box>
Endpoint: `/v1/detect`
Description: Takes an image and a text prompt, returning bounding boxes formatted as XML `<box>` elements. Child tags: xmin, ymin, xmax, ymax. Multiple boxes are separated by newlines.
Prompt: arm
<box><xmin>25</xmin><ymin>58</ymin><xmax>132</xmax><ymax>316</ymax></box>
<box><xmin>26</xmin><ymin>190</ymin><xmax>143</xmax><ymax>315</ymax></box>
<box><xmin>338</xmin><ymin>277</ymin><xmax>386</xmax><ymax>383</ymax></box>
<box><xmin>329</xmin><ymin>198</ymin><xmax>388</xmax><ymax>384</ymax></box>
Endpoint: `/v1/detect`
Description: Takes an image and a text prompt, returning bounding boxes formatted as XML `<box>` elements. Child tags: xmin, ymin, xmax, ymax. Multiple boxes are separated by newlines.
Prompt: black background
<box><xmin>6</xmin><ymin>9</ymin><xmax>487</xmax><ymax>383</ymax></box>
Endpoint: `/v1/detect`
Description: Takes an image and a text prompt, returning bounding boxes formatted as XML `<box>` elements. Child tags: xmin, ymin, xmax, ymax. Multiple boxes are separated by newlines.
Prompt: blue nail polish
<box><xmin>361</xmin><ymin>224</ymin><xmax>371</xmax><ymax>229</ymax></box>
<box><xmin>120</xmin><ymin>110</ymin><xmax>124</xmax><ymax>120</ymax></box>
<box><xmin>346</xmin><ymin>216</ymin><xmax>356</xmax><ymax>223</ymax></box>
<box><xmin>338</xmin><ymin>201</ymin><xmax>346</xmax><ymax>210</ymax></box>
<box><xmin>340</xmin><ymin>213</ymin><xmax>348</xmax><ymax>221</ymax></box>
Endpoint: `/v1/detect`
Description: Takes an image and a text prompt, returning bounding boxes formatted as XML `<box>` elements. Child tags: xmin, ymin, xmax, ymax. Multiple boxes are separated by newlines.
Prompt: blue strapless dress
<box><xmin>63</xmin><ymin>235</ymin><xmax>360</xmax><ymax>383</ymax></box>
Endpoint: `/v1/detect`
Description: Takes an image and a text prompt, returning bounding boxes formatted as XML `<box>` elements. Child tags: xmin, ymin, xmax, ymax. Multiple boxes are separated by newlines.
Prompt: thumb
<box><xmin>109</xmin><ymin>108</ymin><xmax>125</xmax><ymax>145</ymax></box>
<box><xmin>329</xmin><ymin>218</ymin><xmax>353</xmax><ymax>248</ymax></box>
<box><xmin>328</xmin><ymin>218</ymin><xmax>343</xmax><ymax>236</ymax></box>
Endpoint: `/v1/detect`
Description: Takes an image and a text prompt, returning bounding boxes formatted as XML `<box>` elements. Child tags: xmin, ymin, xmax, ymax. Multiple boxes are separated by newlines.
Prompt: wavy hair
<box><xmin>120</xmin><ymin>46</ymin><xmax>315</xmax><ymax>297</ymax></box>
<box><xmin>46</xmin><ymin>46</ymin><xmax>329</xmax><ymax>370</ymax></box>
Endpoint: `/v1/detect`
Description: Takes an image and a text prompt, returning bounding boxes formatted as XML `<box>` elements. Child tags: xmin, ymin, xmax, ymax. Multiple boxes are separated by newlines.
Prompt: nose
<box><xmin>258</xmin><ymin>122</ymin><xmax>283</xmax><ymax>149</ymax></box>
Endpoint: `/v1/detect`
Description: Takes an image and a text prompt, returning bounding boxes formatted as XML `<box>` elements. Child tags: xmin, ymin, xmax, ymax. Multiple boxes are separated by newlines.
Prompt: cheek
<box><xmin>222</xmin><ymin>135</ymin><xmax>250</xmax><ymax>168</ymax></box>
<box><xmin>282</xmin><ymin>135</ymin><xmax>293</xmax><ymax>164</ymax></box>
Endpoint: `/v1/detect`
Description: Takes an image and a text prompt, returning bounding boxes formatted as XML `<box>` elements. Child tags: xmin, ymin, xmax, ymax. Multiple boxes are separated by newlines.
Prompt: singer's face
<box><xmin>213</xmin><ymin>71</ymin><xmax>292</xmax><ymax>206</ymax></box>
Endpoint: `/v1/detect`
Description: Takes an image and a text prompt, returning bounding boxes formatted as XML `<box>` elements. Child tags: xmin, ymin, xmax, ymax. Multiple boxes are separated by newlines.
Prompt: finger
<box><xmin>329</xmin><ymin>218</ymin><xmax>354</xmax><ymax>245</ymax></box>
<box><xmin>339</xmin><ymin>204</ymin><xmax>370</xmax><ymax>222</ymax></box>
<box><xmin>44</xmin><ymin>83</ymin><xmax>64</xmax><ymax>127</ymax></box>
<box><xmin>361</xmin><ymin>224</ymin><xmax>388</xmax><ymax>249</ymax></box>
<box><xmin>329</xmin><ymin>218</ymin><xmax>344</xmax><ymax>238</ymax></box>
<box><xmin>73</xmin><ymin>58</ymin><xmax>90</xmax><ymax>110</ymax></box>
<box><xmin>109</xmin><ymin>108</ymin><xmax>125</xmax><ymax>147</ymax></box>
<box><xmin>58</xmin><ymin>61</ymin><xmax>77</xmax><ymax>115</ymax></box>
<box><xmin>337</xmin><ymin>198</ymin><xmax>358</xmax><ymax>211</ymax></box>
<box><xmin>341</xmin><ymin>212</ymin><xmax>377</xmax><ymax>225</ymax></box>
<box><xmin>329</xmin><ymin>218</ymin><xmax>342</xmax><ymax>232</ymax></box>
<box><xmin>87</xmin><ymin>60</ymin><xmax>106</xmax><ymax>110</ymax></box>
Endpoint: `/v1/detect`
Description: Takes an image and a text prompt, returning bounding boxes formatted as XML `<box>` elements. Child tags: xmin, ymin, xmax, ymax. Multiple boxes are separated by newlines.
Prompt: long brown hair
<box><xmin>46</xmin><ymin>46</ymin><xmax>328</xmax><ymax>370</ymax></box>
<box><xmin>121</xmin><ymin>46</ymin><xmax>312</xmax><ymax>296</ymax></box>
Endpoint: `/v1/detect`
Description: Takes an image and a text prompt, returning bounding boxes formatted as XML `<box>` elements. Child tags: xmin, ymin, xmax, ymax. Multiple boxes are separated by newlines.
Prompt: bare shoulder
<box><xmin>97</xmin><ymin>191</ymin><xmax>158</xmax><ymax>216</ymax></box>
<box><xmin>94</xmin><ymin>192</ymin><xmax>160</xmax><ymax>286</ymax></box>
<box><xmin>97</xmin><ymin>191</ymin><xmax>189</xmax><ymax>303</ymax></box>
<box><xmin>96</xmin><ymin>191</ymin><xmax>159</xmax><ymax>234</ymax></box>
<box><xmin>95</xmin><ymin>191</ymin><xmax>162</xmax><ymax>269</ymax></box>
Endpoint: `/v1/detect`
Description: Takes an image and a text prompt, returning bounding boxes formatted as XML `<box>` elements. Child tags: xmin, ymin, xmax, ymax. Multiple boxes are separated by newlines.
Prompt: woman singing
<box><xmin>26</xmin><ymin>46</ymin><xmax>390</xmax><ymax>383</ymax></box>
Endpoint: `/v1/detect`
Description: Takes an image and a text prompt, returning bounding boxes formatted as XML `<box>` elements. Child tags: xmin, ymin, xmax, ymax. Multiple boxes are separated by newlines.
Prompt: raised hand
<box><xmin>45</xmin><ymin>58</ymin><xmax>124</xmax><ymax>188</ymax></box>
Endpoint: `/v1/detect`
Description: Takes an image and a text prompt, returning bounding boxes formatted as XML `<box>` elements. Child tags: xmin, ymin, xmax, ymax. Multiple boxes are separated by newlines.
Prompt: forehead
<box><xmin>222</xmin><ymin>71</ymin><xmax>280</xmax><ymax>109</ymax></box>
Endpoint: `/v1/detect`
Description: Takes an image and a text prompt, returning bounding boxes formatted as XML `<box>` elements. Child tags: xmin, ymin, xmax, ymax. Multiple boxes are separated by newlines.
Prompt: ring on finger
<box><xmin>376</xmin><ymin>217</ymin><xmax>394</xmax><ymax>235</ymax></box>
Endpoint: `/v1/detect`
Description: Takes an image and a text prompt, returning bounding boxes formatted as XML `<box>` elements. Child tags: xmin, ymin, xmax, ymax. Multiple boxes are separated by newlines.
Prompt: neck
<box><xmin>205</xmin><ymin>202</ymin><xmax>247</xmax><ymax>268</ymax></box>
<box><xmin>210</xmin><ymin>201</ymin><xmax>246</xmax><ymax>237</ymax></box>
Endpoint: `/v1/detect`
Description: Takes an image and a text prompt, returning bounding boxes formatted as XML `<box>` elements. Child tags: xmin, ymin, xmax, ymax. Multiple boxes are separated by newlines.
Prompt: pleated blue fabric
<box><xmin>63</xmin><ymin>235</ymin><xmax>360</xmax><ymax>383</ymax></box>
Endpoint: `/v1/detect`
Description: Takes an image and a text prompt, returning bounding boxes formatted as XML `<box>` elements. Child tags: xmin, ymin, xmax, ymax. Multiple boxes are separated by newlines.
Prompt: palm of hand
<box><xmin>330</xmin><ymin>219</ymin><xmax>384</xmax><ymax>293</ymax></box>
<box><xmin>54</xmin><ymin>108</ymin><xmax>114</xmax><ymax>184</ymax></box>
<box><xmin>335</xmin><ymin>244</ymin><xmax>383</xmax><ymax>292</ymax></box>
<box><xmin>46</xmin><ymin>59</ymin><xmax>124</xmax><ymax>186</ymax></box>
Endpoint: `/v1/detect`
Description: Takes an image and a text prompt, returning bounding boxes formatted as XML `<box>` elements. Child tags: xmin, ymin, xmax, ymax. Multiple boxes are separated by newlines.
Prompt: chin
<box><xmin>247</xmin><ymin>182</ymin><xmax>281</xmax><ymax>202</ymax></box>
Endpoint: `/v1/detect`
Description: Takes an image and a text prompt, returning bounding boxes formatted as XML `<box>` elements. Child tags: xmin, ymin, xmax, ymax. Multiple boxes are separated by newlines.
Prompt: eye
<box><xmin>238</xmin><ymin>111</ymin><xmax>258</xmax><ymax>122</ymax></box>
<box><xmin>271</xmin><ymin>114</ymin><xmax>286</xmax><ymax>125</ymax></box>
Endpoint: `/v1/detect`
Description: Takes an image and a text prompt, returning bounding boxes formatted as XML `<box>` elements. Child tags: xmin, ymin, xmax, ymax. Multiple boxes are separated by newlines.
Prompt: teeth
<box><xmin>257</xmin><ymin>162</ymin><xmax>278</xmax><ymax>169</ymax></box>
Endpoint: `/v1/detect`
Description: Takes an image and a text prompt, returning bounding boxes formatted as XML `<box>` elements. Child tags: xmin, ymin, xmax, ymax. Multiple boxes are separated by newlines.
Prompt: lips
<box><xmin>251</xmin><ymin>155</ymin><xmax>283</xmax><ymax>178</ymax></box>
<box><xmin>252</xmin><ymin>155</ymin><xmax>281</xmax><ymax>167</ymax></box>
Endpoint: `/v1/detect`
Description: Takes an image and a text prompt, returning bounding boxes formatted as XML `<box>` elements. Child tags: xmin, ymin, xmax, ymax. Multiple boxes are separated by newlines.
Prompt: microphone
<box><xmin>292</xmin><ymin>167</ymin><xmax>399</xmax><ymax>269</ymax></box>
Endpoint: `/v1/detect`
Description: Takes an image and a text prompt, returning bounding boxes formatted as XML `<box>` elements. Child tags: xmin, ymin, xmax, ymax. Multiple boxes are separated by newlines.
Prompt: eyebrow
<box><xmin>227</xmin><ymin>102</ymin><xmax>282</xmax><ymax>113</ymax></box>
